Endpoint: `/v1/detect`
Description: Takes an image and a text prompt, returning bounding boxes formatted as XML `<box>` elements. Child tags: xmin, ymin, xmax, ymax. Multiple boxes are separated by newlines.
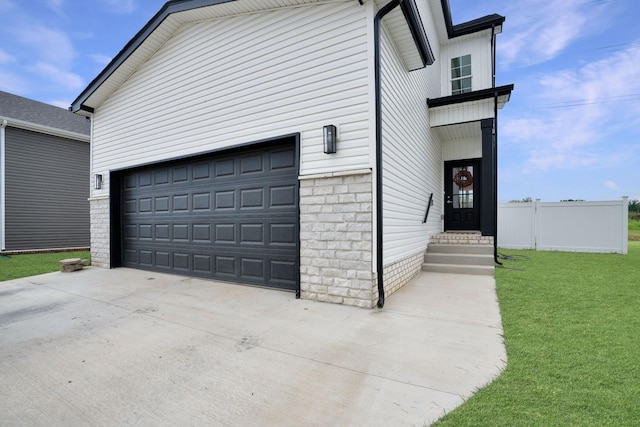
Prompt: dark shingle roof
<box><xmin>0</xmin><ymin>91</ymin><xmax>90</xmax><ymax>136</ymax></box>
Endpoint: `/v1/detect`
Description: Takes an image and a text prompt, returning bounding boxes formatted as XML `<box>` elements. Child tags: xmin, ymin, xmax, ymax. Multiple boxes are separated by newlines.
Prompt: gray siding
<box><xmin>5</xmin><ymin>127</ymin><xmax>89</xmax><ymax>250</ymax></box>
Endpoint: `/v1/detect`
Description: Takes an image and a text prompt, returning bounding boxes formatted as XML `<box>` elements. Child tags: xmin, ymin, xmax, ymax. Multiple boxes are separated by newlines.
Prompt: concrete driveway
<box><xmin>0</xmin><ymin>267</ymin><xmax>505</xmax><ymax>426</ymax></box>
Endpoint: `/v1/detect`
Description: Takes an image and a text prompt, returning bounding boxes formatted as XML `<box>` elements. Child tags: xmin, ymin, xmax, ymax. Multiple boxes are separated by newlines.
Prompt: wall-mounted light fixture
<box><xmin>323</xmin><ymin>124</ymin><xmax>337</xmax><ymax>154</ymax></box>
<box><xmin>94</xmin><ymin>174</ymin><xmax>103</xmax><ymax>190</ymax></box>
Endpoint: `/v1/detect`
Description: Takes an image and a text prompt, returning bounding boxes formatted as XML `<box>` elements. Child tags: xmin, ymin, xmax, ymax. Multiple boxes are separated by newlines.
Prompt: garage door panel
<box><xmin>124</xmin><ymin>185</ymin><xmax>296</xmax><ymax>215</ymax></box>
<box><xmin>122</xmin><ymin>245</ymin><xmax>297</xmax><ymax>289</ymax></box>
<box><xmin>124</xmin><ymin>218</ymin><xmax>296</xmax><ymax>248</ymax></box>
<box><xmin>120</xmin><ymin>141</ymin><xmax>298</xmax><ymax>290</ymax></box>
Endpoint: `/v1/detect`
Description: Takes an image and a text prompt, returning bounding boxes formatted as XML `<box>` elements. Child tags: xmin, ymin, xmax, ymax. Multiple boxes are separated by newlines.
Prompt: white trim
<box><xmin>0</xmin><ymin>116</ymin><xmax>90</xmax><ymax>143</ymax></box>
<box><xmin>298</xmin><ymin>167</ymin><xmax>371</xmax><ymax>181</ymax></box>
<box><xmin>0</xmin><ymin>119</ymin><xmax>6</xmax><ymax>250</ymax></box>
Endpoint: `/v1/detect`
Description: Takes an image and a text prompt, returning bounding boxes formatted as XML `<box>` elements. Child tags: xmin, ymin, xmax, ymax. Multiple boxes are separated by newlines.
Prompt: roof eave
<box><xmin>401</xmin><ymin>0</ymin><xmax>435</xmax><ymax>67</ymax></box>
<box><xmin>440</xmin><ymin>0</ymin><xmax>505</xmax><ymax>39</ymax></box>
<box><xmin>0</xmin><ymin>115</ymin><xmax>90</xmax><ymax>142</ymax></box>
<box><xmin>70</xmin><ymin>0</ymin><xmax>236</xmax><ymax>114</ymax></box>
<box><xmin>427</xmin><ymin>84</ymin><xmax>514</xmax><ymax>108</ymax></box>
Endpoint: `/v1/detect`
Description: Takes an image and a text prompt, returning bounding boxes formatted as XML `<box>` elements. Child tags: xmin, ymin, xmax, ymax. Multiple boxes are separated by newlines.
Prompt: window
<box><xmin>452</xmin><ymin>166</ymin><xmax>474</xmax><ymax>208</ymax></box>
<box><xmin>451</xmin><ymin>54</ymin><xmax>472</xmax><ymax>95</ymax></box>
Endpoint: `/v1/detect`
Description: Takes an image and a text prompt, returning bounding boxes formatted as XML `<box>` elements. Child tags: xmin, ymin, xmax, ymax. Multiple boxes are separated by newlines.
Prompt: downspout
<box><xmin>374</xmin><ymin>0</ymin><xmax>402</xmax><ymax>308</ymax></box>
<box><xmin>491</xmin><ymin>24</ymin><xmax>502</xmax><ymax>265</ymax></box>
<box><xmin>0</xmin><ymin>119</ymin><xmax>7</xmax><ymax>251</ymax></box>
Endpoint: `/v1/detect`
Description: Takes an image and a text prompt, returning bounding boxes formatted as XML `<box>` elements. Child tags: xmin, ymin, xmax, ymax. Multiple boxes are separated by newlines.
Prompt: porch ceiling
<box><xmin>435</xmin><ymin>121</ymin><xmax>480</xmax><ymax>141</ymax></box>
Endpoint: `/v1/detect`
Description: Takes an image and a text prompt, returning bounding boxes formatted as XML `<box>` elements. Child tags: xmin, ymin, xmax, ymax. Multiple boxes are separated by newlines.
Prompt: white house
<box><xmin>71</xmin><ymin>0</ymin><xmax>513</xmax><ymax>308</ymax></box>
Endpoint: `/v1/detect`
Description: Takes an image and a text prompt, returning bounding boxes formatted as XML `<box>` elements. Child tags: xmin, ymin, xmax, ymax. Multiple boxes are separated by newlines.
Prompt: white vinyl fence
<box><xmin>498</xmin><ymin>197</ymin><xmax>629</xmax><ymax>254</ymax></box>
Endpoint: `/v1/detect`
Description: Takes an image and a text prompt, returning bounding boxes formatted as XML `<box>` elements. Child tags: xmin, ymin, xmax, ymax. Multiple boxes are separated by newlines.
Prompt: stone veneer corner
<box><xmin>299</xmin><ymin>170</ymin><xmax>377</xmax><ymax>308</ymax></box>
<box><xmin>89</xmin><ymin>197</ymin><xmax>110</xmax><ymax>268</ymax></box>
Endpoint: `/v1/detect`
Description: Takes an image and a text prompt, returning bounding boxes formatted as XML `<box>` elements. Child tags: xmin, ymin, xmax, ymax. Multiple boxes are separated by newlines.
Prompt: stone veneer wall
<box><xmin>382</xmin><ymin>251</ymin><xmax>424</xmax><ymax>297</ymax></box>
<box><xmin>89</xmin><ymin>197</ymin><xmax>110</xmax><ymax>268</ymax></box>
<box><xmin>299</xmin><ymin>170</ymin><xmax>377</xmax><ymax>308</ymax></box>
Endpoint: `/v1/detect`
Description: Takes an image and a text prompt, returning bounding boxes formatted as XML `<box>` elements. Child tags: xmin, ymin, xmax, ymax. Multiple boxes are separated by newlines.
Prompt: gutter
<box><xmin>374</xmin><ymin>0</ymin><xmax>402</xmax><ymax>308</ymax></box>
<box><xmin>0</xmin><ymin>116</ymin><xmax>90</xmax><ymax>143</ymax></box>
<box><xmin>490</xmin><ymin>24</ymin><xmax>502</xmax><ymax>265</ymax></box>
<box><xmin>0</xmin><ymin>119</ymin><xmax>6</xmax><ymax>250</ymax></box>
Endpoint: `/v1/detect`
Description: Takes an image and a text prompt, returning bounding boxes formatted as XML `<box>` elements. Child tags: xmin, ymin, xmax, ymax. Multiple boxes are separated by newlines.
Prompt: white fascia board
<box><xmin>0</xmin><ymin>116</ymin><xmax>90</xmax><ymax>143</ymax></box>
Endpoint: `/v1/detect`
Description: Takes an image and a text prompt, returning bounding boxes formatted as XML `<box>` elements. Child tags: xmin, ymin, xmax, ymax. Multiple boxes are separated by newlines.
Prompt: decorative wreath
<box><xmin>453</xmin><ymin>169</ymin><xmax>473</xmax><ymax>188</ymax></box>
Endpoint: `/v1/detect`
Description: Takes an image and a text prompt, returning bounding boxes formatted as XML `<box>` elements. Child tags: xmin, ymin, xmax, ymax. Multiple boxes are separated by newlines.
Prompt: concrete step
<box><xmin>427</xmin><ymin>243</ymin><xmax>494</xmax><ymax>255</ymax></box>
<box><xmin>421</xmin><ymin>262</ymin><xmax>495</xmax><ymax>276</ymax></box>
<box><xmin>424</xmin><ymin>252</ymin><xmax>494</xmax><ymax>267</ymax></box>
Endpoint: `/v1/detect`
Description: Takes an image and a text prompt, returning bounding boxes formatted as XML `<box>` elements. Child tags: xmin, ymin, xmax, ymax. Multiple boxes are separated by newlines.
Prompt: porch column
<box><xmin>480</xmin><ymin>118</ymin><xmax>495</xmax><ymax>236</ymax></box>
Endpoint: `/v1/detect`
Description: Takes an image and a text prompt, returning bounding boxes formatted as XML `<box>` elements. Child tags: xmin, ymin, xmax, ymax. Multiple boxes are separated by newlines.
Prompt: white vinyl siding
<box><xmin>429</xmin><ymin>98</ymin><xmax>495</xmax><ymax>127</ymax></box>
<box><xmin>440</xmin><ymin>32</ymin><xmax>492</xmax><ymax>96</ymax></box>
<box><xmin>379</xmin><ymin>23</ymin><xmax>443</xmax><ymax>264</ymax></box>
<box><xmin>442</xmin><ymin>136</ymin><xmax>482</xmax><ymax>161</ymax></box>
<box><xmin>91</xmin><ymin>3</ymin><xmax>370</xmax><ymax>197</ymax></box>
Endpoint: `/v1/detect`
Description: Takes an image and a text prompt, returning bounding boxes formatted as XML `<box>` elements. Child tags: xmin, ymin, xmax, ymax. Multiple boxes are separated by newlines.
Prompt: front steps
<box><xmin>422</xmin><ymin>232</ymin><xmax>495</xmax><ymax>275</ymax></box>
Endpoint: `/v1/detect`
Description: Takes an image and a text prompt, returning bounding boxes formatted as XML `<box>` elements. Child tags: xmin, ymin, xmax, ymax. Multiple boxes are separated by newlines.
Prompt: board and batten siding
<box><xmin>91</xmin><ymin>2</ymin><xmax>371</xmax><ymax>197</ymax></box>
<box><xmin>4</xmin><ymin>127</ymin><xmax>89</xmax><ymax>250</ymax></box>
<box><xmin>379</xmin><ymin>22</ymin><xmax>443</xmax><ymax>264</ymax></box>
<box><xmin>440</xmin><ymin>32</ymin><xmax>493</xmax><ymax>96</ymax></box>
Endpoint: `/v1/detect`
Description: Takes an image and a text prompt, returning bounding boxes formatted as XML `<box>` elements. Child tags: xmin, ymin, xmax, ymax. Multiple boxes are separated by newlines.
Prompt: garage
<box><xmin>112</xmin><ymin>139</ymin><xmax>299</xmax><ymax>291</ymax></box>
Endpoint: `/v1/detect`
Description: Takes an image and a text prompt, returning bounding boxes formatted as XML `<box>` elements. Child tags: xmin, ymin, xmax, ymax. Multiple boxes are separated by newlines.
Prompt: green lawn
<box><xmin>0</xmin><ymin>251</ymin><xmax>90</xmax><ymax>282</ymax></box>
<box><xmin>433</xmin><ymin>241</ymin><xmax>640</xmax><ymax>427</ymax></box>
<box><xmin>630</xmin><ymin>219</ymin><xmax>640</xmax><ymax>240</ymax></box>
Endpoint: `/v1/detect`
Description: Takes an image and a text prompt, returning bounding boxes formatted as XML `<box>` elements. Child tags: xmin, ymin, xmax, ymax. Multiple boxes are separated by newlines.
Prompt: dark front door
<box><xmin>444</xmin><ymin>159</ymin><xmax>481</xmax><ymax>231</ymax></box>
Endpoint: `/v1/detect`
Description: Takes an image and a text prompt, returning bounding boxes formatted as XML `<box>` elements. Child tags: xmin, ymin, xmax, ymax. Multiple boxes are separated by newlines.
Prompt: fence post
<box><xmin>622</xmin><ymin>196</ymin><xmax>629</xmax><ymax>255</ymax></box>
<box><xmin>534</xmin><ymin>199</ymin><xmax>541</xmax><ymax>250</ymax></box>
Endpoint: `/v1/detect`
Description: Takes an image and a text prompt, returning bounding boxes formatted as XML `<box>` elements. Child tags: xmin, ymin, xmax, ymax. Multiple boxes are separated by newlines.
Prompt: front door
<box><xmin>444</xmin><ymin>159</ymin><xmax>481</xmax><ymax>231</ymax></box>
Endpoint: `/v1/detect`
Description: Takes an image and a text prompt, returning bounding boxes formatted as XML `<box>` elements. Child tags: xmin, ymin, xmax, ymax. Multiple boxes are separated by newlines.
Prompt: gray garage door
<box><xmin>120</xmin><ymin>141</ymin><xmax>298</xmax><ymax>291</ymax></box>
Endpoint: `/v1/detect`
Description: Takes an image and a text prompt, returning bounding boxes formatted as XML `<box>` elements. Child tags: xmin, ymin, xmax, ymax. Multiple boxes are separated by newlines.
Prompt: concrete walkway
<box><xmin>0</xmin><ymin>267</ymin><xmax>506</xmax><ymax>426</ymax></box>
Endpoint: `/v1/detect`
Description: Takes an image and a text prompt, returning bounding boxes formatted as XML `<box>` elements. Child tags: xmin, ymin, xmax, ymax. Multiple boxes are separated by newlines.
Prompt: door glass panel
<box><xmin>452</xmin><ymin>166</ymin><xmax>474</xmax><ymax>208</ymax></box>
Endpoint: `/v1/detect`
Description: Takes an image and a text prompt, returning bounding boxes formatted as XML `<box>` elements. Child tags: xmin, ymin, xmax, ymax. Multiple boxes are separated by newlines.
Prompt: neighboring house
<box><xmin>71</xmin><ymin>0</ymin><xmax>513</xmax><ymax>308</ymax></box>
<box><xmin>0</xmin><ymin>91</ymin><xmax>90</xmax><ymax>252</ymax></box>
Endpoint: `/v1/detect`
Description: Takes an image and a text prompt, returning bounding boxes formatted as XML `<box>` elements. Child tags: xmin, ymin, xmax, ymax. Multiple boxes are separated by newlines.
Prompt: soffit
<box><xmin>375</xmin><ymin>0</ymin><xmax>433</xmax><ymax>71</ymax></box>
<box><xmin>435</xmin><ymin>121</ymin><xmax>480</xmax><ymax>141</ymax></box>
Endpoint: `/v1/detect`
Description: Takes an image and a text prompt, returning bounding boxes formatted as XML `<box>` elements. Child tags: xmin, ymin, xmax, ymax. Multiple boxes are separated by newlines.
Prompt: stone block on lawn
<box><xmin>59</xmin><ymin>258</ymin><xmax>83</xmax><ymax>272</ymax></box>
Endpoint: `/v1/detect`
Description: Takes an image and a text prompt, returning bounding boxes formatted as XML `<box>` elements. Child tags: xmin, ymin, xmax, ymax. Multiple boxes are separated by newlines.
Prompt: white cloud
<box><xmin>605</xmin><ymin>181</ymin><xmax>620</xmax><ymax>190</ymax></box>
<box><xmin>48</xmin><ymin>99</ymin><xmax>73</xmax><ymax>109</ymax></box>
<box><xmin>0</xmin><ymin>0</ymin><xmax>16</xmax><ymax>11</ymax></box>
<box><xmin>0</xmin><ymin>49</ymin><xmax>15</xmax><ymax>64</ymax></box>
<box><xmin>13</xmin><ymin>25</ymin><xmax>76</xmax><ymax>66</ymax></box>
<box><xmin>89</xmin><ymin>54</ymin><xmax>113</xmax><ymax>66</ymax></box>
<box><xmin>0</xmin><ymin>71</ymin><xmax>31</xmax><ymax>94</ymax></box>
<box><xmin>102</xmin><ymin>0</ymin><xmax>136</xmax><ymax>14</ymax></box>
<box><xmin>46</xmin><ymin>0</ymin><xmax>65</xmax><ymax>14</ymax></box>
<box><xmin>498</xmin><ymin>0</ymin><xmax>611</xmax><ymax>68</ymax></box>
<box><xmin>503</xmin><ymin>43</ymin><xmax>640</xmax><ymax>173</ymax></box>
<box><xmin>27</xmin><ymin>62</ymin><xmax>84</xmax><ymax>90</ymax></box>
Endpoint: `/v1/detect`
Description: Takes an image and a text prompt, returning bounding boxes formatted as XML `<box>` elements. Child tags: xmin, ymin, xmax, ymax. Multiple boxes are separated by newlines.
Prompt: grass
<box><xmin>629</xmin><ymin>219</ymin><xmax>640</xmax><ymax>240</ymax></box>
<box><xmin>433</xmin><ymin>241</ymin><xmax>640</xmax><ymax>427</ymax></box>
<box><xmin>0</xmin><ymin>251</ymin><xmax>90</xmax><ymax>282</ymax></box>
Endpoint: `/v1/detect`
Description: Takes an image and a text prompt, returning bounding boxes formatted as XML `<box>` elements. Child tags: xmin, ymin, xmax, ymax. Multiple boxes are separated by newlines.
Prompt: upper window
<box><xmin>451</xmin><ymin>55</ymin><xmax>472</xmax><ymax>95</ymax></box>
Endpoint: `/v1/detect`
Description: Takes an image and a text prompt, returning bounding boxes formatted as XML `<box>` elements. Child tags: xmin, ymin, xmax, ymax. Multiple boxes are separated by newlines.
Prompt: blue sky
<box><xmin>1</xmin><ymin>0</ymin><xmax>638</xmax><ymax>203</ymax></box>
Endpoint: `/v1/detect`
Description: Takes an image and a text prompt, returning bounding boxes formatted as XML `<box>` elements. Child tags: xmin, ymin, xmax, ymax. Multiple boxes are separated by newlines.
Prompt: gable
<box><xmin>71</xmin><ymin>0</ymin><xmax>441</xmax><ymax>116</ymax></box>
